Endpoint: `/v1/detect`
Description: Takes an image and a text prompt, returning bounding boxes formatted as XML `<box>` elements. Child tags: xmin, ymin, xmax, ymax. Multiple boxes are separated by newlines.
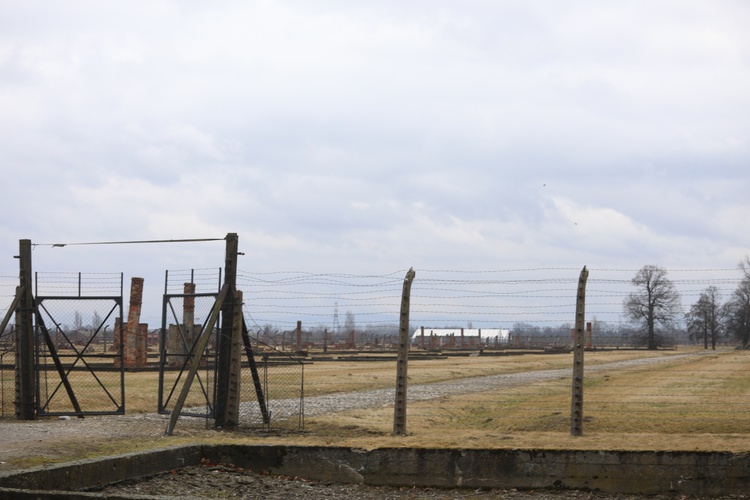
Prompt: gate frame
<box><xmin>157</xmin><ymin>288</ymin><xmax>222</xmax><ymax>418</ymax></box>
<box><xmin>33</xmin><ymin>291</ymin><xmax>125</xmax><ymax>417</ymax></box>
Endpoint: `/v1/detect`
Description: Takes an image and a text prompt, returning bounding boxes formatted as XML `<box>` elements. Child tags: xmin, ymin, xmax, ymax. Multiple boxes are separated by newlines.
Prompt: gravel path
<box><xmin>0</xmin><ymin>351</ymin><xmax>708</xmax><ymax>465</ymax></box>
<box><xmin>243</xmin><ymin>351</ymin><xmax>707</xmax><ymax>423</ymax></box>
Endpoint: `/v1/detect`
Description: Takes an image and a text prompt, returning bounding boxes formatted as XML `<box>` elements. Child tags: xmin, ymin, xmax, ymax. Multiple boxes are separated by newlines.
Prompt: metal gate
<box><xmin>34</xmin><ymin>273</ymin><xmax>125</xmax><ymax>416</ymax></box>
<box><xmin>157</xmin><ymin>268</ymin><xmax>303</xmax><ymax>431</ymax></box>
<box><xmin>158</xmin><ymin>288</ymin><xmax>220</xmax><ymax>419</ymax></box>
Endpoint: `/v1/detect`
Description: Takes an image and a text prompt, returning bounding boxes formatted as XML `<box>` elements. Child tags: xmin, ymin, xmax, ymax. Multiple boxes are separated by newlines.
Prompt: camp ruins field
<box><xmin>2</xmin><ymin>346</ymin><xmax>750</xmax><ymax>472</ymax></box>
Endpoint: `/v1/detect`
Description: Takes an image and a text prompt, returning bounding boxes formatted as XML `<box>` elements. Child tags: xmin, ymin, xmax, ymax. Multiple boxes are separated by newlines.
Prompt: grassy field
<box><xmin>297</xmin><ymin>347</ymin><xmax>750</xmax><ymax>452</ymax></box>
<box><xmin>6</xmin><ymin>346</ymin><xmax>750</xmax><ymax>457</ymax></box>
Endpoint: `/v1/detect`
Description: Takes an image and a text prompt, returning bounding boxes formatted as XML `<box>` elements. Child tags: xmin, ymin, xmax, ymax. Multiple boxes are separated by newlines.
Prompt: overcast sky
<box><xmin>1</xmin><ymin>1</ymin><xmax>749</xmax><ymax>324</ymax></box>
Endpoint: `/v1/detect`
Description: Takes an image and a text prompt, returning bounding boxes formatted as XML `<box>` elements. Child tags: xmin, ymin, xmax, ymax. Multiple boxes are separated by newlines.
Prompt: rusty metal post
<box><xmin>570</xmin><ymin>266</ymin><xmax>589</xmax><ymax>436</ymax></box>
<box><xmin>393</xmin><ymin>267</ymin><xmax>415</xmax><ymax>436</ymax></box>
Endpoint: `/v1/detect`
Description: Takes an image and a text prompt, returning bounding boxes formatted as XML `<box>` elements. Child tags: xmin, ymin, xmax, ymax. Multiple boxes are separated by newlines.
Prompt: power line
<box><xmin>34</xmin><ymin>237</ymin><xmax>226</xmax><ymax>248</ymax></box>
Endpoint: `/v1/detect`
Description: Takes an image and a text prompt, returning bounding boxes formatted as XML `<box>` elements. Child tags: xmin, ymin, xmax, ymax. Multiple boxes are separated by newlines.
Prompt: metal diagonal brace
<box><xmin>241</xmin><ymin>317</ymin><xmax>270</xmax><ymax>425</ymax></box>
<box><xmin>0</xmin><ymin>286</ymin><xmax>23</xmax><ymax>336</ymax></box>
<box><xmin>165</xmin><ymin>283</ymin><xmax>229</xmax><ymax>435</ymax></box>
<box><xmin>34</xmin><ymin>310</ymin><xmax>83</xmax><ymax>415</ymax></box>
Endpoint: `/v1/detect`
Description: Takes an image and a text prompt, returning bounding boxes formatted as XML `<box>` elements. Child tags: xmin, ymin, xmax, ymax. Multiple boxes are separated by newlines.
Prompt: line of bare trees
<box><xmin>624</xmin><ymin>258</ymin><xmax>750</xmax><ymax>350</ymax></box>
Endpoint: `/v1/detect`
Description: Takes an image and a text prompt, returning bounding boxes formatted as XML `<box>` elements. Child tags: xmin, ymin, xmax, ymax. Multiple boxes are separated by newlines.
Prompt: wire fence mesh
<box><xmin>1</xmin><ymin>274</ymin><xmax>18</xmax><ymax>418</ymax></box>
<box><xmin>236</xmin><ymin>327</ymin><xmax>305</xmax><ymax>431</ymax></box>
<box><xmin>162</xmin><ymin>268</ymin><xmax>305</xmax><ymax>431</ymax></box>
<box><xmin>237</xmin><ymin>266</ymin><xmax>750</xmax><ymax>439</ymax></box>
<box><xmin>159</xmin><ymin>292</ymin><xmax>219</xmax><ymax>419</ymax></box>
<box><xmin>0</xmin><ymin>341</ymin><xmax>14</xmax><ymax>419</ymax></box>
<box><xmin>34</xmin><ymin>273</ymin><xmax>125</xmax><ymax>416</ymax></box>
<box><xmin>2</xmin><ymin>265</ymin><xmax>749</xmax><ymax>439</ymax></box>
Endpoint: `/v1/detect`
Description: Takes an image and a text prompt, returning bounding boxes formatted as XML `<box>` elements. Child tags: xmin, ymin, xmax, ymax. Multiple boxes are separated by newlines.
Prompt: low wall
<box><xmin>1</xmin><ymin>445</ymin><xmax>749</xmax><ymax>497</ymax></box>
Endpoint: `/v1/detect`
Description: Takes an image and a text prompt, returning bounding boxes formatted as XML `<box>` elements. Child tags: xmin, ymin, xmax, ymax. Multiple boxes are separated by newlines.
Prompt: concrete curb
<box><xmin>1</xmin><ymin>445</ymin><xmax>749</xmax><ymax>496</ymax></box>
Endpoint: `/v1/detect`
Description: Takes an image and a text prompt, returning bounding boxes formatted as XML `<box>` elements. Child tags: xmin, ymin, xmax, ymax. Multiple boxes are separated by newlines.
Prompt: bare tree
<box><xmin>724</xmin><ymin>260</ymin><xmax>750</xmax><ymax>347</ymax></box>
<box><xmin>741</xmin><ymin>256</ymin><xmax>750</xmax><ymax>280</ymax></box>
<box><xmin>623</xmin><ymin>265</ymin><xmax>682</xmax><ymax>350</ymax></box>
<box><xmin>686</xmin><ymin>286</ymin><xmax>722</xmax><ymax>350</ymax></box>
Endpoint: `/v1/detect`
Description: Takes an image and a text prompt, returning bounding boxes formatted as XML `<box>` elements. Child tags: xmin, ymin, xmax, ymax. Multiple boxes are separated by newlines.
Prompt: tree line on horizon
<box><xmin>623</xmin><ymin>258</ymin><xmax>750</xmax><ymax>350</ymax></box>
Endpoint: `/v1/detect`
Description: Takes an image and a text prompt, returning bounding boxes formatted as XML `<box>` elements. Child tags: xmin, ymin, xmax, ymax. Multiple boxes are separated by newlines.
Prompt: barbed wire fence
<box><xmin>2</xmin><ymin>266</ymin><xmax>749</xmax><ymax>436</ymax></box>
<box><xmin>238</xmin><ymin>267</ymin><xmax>745</xmax><ymax>350</ymax></box>
<box><xmin>236</xmin><ymin>266</ymin><xmax>750</xmax><ymax>437</ymax></box>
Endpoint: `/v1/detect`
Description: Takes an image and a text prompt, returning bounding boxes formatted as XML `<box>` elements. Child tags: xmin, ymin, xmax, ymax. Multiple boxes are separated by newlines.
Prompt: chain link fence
<box><xmin>161</xmin><ymin>269</ymin><xmax>305</xmax><ymax>431</ymax></box>
<box><xmin>0</xmin><ymin>332</ymin><xmax>14</xmax><ymax>419</ymax></box>
<box><xmin>34</xmin><ymin>273</ymin><xmax>124</xmax><ymax>416</ymax></box>
<box><xmin>237</xmin><ymin>324</ymin><xmax>305</xmax><ymax>431</ymax></box>
<box><xmin>0</xmin><ymin>274</ymin><xmax>17</xmax><ymax>418</ymax></box>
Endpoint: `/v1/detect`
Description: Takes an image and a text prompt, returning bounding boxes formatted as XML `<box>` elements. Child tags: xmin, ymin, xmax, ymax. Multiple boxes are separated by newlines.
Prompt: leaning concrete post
<box><xmin>571</xmin><ymin>266</ymin><xmax>589</xmax><ymax>436</ymax></box>
<box><xmin>393</xmin><ymin>267</ymin><xmax>416</xmax><ymax>436</ymax></box>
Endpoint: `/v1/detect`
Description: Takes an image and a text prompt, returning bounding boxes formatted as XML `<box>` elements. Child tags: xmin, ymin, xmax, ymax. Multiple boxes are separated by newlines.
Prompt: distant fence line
<box><xmin>238</xmin><ymin>267</ymin><xmax>746</xmax><ymax>350</ymax></box>
<box><xmin>4</xmin><ymin>267</ymin><xmax>744</xmax><ymax>351</ymax></box>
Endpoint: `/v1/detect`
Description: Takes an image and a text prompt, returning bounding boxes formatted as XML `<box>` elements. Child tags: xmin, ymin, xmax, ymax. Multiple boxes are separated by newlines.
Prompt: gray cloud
<box><xmin>1</xmin><ymin>1</ymin><xmax>749</xmax><ymax>324</ymax></box>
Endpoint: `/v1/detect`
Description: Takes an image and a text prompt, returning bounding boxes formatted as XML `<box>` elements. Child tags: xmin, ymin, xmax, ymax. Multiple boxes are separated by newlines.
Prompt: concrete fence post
<box><xmin>571</xmin><ymin>266</ymin><xmax>589</xmax><ymax>436</ymax></box>
<box><xmin>15</xmin><ymin>239</ymin><xmax>35</xmax><ymax>420</ymax></box>
<box><xmin>393</xmin><ymin>267</ymin><xmax>416</xmax><ymax>436</ymax></box>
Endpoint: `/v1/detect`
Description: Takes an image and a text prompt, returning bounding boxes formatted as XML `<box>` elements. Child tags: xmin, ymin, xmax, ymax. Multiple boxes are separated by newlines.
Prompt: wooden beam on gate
<box><xmin>165</xmin><ymin>283</ymin><xmax>229</xmax><ymax>436</ymax></box>
<box><xmin>393</xmin><ymin>267</ymin><xmax>416</xmax><ymax>436</ymax></box>
<box><xmin>570</xmin><ymin>266</ymin><xmax>589</xmax><ymax>436</ymax></box>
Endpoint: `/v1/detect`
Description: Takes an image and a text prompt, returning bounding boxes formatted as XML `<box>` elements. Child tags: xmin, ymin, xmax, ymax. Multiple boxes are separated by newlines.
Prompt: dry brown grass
<box><xmin>15</xmin><ymin>346</ymin><xmax>750</xmax><ymax>461</ymax></box>
<box><xmin>44</xmin><ymin>348</ymin><xmax>697</xmax><ymax>413</ymax></box>
<box><xmin>301</xmin><ymin>348</ymin><xmax>687</xmax><ymax>396</ymax></box>
<box><xmin>297</xmin><ymin>347</ymin><xmax>750</xmax><ymax>452</ymax></box>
